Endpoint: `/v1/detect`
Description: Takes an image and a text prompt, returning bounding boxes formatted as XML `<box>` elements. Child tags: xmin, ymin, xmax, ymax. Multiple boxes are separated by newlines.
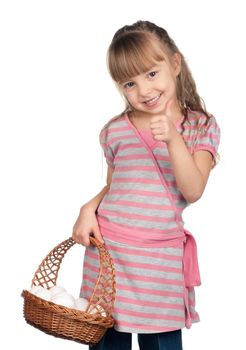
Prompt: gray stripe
<box><xmin>110</xmin><ymin>137</ymin><xmax>140</xmax><ymax>151</ymax></box>
<box><xmin>111</xmin><ymin>253</ymin><xmax>182</xmax><ymax>269</ymax></box>
<box><xmin>114</xmin><ymin>324</ymin><xmax>185</xmax><ymax>333</ymax></box>
<box><xmin>100</xmin><ymin>214</ymin><xmax>177</xmax><ymax>230</ymax></box>
<box><xmin>113</xmin><ymin>170</ymin><xmax>160</xmax><ymax>180</ymax></box>
<box><xmin>110</xmin><ymin>182</ymin><xmax>168</xmax><ymax>193</ymax></box>
<box><xmin>103</xmin><ymin>147</ymin><xmax>114</xmax><ymax>159</ymax></box>
<box><xmin>114</xmin><ymin>314</ymin><xmax>185</xmax><ymax>329</ymax></box>
<box><xmin>167</xmin><ymin>186</ymin><xmax>183</xmax><ymax>196</ymax></box>
<box><xmin>114</xmin><ymin>264</ymin><xmax>183</xmax><ymax>281</ymax></box>
<box><xmin>100</xmin><ymin>202</ymin><xmax>175</xmax><ymax>218</ymax></box>
<box><xmin>161</xmin><ymin>173</ymin><xmax>175</xmax><ymax>181</ymax></box>
<box><xmin>114</xmin><ymin>158</ymin><xmax>154</xmax><ymax>167</ymax></box>
<box><xmin>106</xmin><ymin>193</ymin><xmax>170</xmax><ymax>206</ymax></box>
<box><xmin>117</xmin><ymin>147</ymin><xmax>148</xmax><ymax>156</ymax></box>
<box><xmin>196</xmin><ymin>135</ymin><xmax>219</xmax><ymax>148</ymax></box>
<box><xmin>189</xmin><ymin>305</ymin><xmax>198</xmax><ymax>315</ymax></box>
<box><xmin>153</xmin><ymin>147</ymin><xmax>169</xmax><ymax>156</ymax></box>
<box><xmin>156</xmin><ymin>160</ymin><xmax>173</xmax><ymax>169</ymax></box>
<box><xmin>188</xmin><ymin>288</ymin><xmax>195</xmax><ymax>299</ymax></box>
<box><xmin>174</xmin><ymin>198</ymin><xmax>188</xmax><ymax>208</ymax></box>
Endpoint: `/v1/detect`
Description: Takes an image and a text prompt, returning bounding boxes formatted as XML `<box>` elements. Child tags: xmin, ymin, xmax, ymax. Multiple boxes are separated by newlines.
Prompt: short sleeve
<box><xmin>99</xmin><ymin>127</ymin><xmax>115</xmax><ymax>168</ymax></box>
<box><xmin>192</xmin><ymin>115</ymin><xmax>221</xmax><ymax>168</ymax></box>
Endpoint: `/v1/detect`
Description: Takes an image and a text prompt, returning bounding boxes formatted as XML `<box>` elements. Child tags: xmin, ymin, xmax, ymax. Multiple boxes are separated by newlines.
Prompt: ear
<box><xmin>171</xmin><ymin>53</ymin><xmax>182</xmax><ymax>77</ymax></box>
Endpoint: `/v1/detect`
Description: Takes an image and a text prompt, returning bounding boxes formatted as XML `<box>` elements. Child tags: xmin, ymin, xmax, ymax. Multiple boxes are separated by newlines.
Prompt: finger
<box><xmin>150</xmin><ymin>115</ymin><xmax>167</xmax><ymax>125</ymax></box>
<box><xmin>92</xmin><ymin>226</ymin><xmax>104</xmax><ymax>244</ymax></box>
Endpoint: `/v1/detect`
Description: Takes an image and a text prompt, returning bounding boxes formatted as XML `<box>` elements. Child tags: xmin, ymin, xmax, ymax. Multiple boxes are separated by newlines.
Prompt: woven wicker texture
<box><xmin>21</xmin><ymin>236</ymin><xmax>116</xmax><ymax>345</ymax></box>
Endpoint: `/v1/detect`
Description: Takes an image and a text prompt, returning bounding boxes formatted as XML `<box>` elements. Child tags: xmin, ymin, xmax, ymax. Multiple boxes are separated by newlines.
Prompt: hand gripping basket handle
<box><xmin>31</xmin><ymin>236</ymin><xmax>116</xmax><ymax>318</ymax></box>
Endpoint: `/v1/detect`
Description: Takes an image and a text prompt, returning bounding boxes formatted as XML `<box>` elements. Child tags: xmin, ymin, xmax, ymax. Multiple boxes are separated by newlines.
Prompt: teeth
<box><xmin>144</xmin><ymin>94</ymin><xmax>161</xmax><ymax>104</ymax></box>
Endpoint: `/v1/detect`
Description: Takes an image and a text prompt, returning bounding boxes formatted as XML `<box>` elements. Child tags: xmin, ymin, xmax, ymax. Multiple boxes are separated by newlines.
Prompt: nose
<box><xmin>137</xmin><ymin>82</ymin><xmax>152</xmax><ymax>99</ymax></box>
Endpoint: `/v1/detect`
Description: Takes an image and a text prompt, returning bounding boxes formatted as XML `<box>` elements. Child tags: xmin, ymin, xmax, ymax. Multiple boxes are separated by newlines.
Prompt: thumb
<box><xmin>92</xmin><ymin>225</ymin><xmax>104</xmax><ymax>244</ymax></box>
<box><xmin>164</xmin><ymin>98</ymin><xmax>173</xmax><ymax>119</ymax></box>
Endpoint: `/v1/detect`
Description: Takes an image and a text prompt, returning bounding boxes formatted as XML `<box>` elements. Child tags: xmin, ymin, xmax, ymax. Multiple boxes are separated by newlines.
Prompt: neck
<box><xmin>130</xmin><ymin>104</ymin><xmax>183</xmax><ymax>125</ymax></box>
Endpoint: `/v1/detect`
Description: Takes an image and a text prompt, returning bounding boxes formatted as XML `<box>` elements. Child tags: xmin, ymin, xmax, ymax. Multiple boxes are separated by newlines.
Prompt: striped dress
<box><xmin>80</xmin><ymin>110</ymin><xmax>221</xmax><ymax>333</ymax></box>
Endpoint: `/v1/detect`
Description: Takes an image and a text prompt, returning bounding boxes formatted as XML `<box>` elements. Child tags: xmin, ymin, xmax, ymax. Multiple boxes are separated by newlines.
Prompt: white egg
<box><xmin>51</xmin><ymin>292</ymin><xmax>75</xmax><ymax>308</ymax></box>
<box><xmin>30</xmin><ymin>285</ymin><xmax>44</xmax><ymax>296</ymax></box>
<box><xmin>89</xmin><ymin>304</ymin><xmax>107</xmax><ymax>317</ymax></box>
<box><xmin>49</xmin><ymin>285</ymin><xmax>67</xmax><ymax>297</ymax></box>
<box><xmin>35</xmin><ymin>287</ymin><xmax>52</xmax><ymax>301</ymax></box>
<box><xmin>74</xmin><ymin>297</ymin><xmax>89</xmax><ymax>311</ymax></box>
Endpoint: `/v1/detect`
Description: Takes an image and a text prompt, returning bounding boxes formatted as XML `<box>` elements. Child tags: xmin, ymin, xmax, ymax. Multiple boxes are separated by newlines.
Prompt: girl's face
<box><xmin>119</xmin><ymin>54</ymin><xmax>181</xmax><ymax>118</ymax></box>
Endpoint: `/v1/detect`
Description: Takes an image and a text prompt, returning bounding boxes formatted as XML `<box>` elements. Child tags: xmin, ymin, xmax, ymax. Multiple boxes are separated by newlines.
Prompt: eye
<box><xmin>123</xmin><ymin>81</ymin><xmax>135</xmax><ymax>89</ymax></box>
<box><xmin>148</xmin><ymin>71</ymin><xmax>158</xmax><ymax>78</ymax></box>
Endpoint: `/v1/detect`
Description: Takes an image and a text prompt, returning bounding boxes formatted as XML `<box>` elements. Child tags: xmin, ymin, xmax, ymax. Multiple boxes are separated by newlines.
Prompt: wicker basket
<box><xmin>21</xmin><ymin>236</ymin><xmax>116</xmax><ymax>346</ymax></box>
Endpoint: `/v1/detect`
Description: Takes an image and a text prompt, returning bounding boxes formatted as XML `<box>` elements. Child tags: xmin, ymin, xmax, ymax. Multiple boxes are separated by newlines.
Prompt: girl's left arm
<box><xmin>167</xmin><ymin>133</ymin><xmax>214</xmax><ymax>203</ymax></box>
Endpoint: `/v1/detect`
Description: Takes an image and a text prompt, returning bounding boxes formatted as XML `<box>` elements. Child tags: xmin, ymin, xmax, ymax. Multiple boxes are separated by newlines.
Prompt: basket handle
<box><xmin>31</xmin><ymin>236</ymin><xmax>105</xmax><ymax>289</ymax></box>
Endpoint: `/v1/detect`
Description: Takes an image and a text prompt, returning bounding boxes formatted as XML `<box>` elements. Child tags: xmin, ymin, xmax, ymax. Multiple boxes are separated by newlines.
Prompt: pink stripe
<box><xmin>115</xmin><ymin>283</ymin><xmax>183</xmax><ymax>298</ymax></box>
<box><xmin>189</xmin><ymin>298</ymin><xmax>195</xmax><ymax>307</ymax></box>
<box><xmin>155</xmin><ymin>154</ymin><xmax>175</xmax><ymax>162</ymax></box>
<box><xmin>117</xmin><ymin>152</ymin><xmax>180</xmax><ymax>163</ymax></box>
<box><xmin>116</xmin><ymin>295</ymin><xmax>184</xmax><ymax>310</ymax></box>
<box><xmin>102</xmin><ymin>198</ymin><xmax>173</xmax><ymax>211</ymax></box>
<box><xmin>116</xmin><ymin>271</ymin><xmax>183</xmax><ymax>286</ymax></box>
<box><xmin>105</xmin><ymin>244</ymin><xmax>183</xmax><ymax>260</ymax></box>
<box><xmin>80</xmin><ymin>285</ymin><xmax>94</xmax><ymax>294</ymax></box>
<box><xmin>98</xmin><ymin>209</ymin><xmax>175</xmax><ymax>222</ymax></box>
<box><xmin>116</xmin><ymin>153</ymin><xmax>153</xmax><ymax>161</ymax></box>
<box><xmin>105</xmin><ymin>155</ymin><xmax>114</xmax><ymax>162</ymax></box>
<box><xmin>206</xmin><ymin>131</ymin><xmax>219</xmax><ymax>140</ymax></box>
<box><xmin>81</xmin><ymin>276</ymin><xmax>183</xmax><ymax>298</ymax></box>
<box><xmin>110</xmin><ymin>188</ymin><xmax>184</xmax><ymax>202</ymax></box>
<box><xmin>115</xmin><ymin>320</ymin><xmax>181</xmax><ymax>332</ymax></box>
<box><xmin>193</xmin><ymin>145</ymin><xmax>216</xmax><ymax>155</ymax></box>
<box><xmin>107</xmin><ymin>126</ymin><xmax>131</xmax><ymax>134</ymax></box>
<box><xmin>114</xmin><ymin>307</ymin><xmax>184</xmax><ymax>322</ymax></box>
<box><xmin>117</xmin><ymin>143</ymin><xmax>145</xmax><ymax>151</ymax></box>
<box><xmin>115</xmin><ymin>166</ymin><xmax>160</xmax><ymax>171</ymax></box>
<box><xmin>109</xmin><ymin>189</ymin><xmax>170</xmax><ymax>198</ymax></box>
<box><xmin>183</xmin><ymin>119</ymin><xmax>218</xmax><ymax>129</ymax></box>
<box><xmin>112</xmin><ymin>178</ymin><xmax>162</xmax><ymax>185</ymax></box>
<box><xmin>190</xmin><ymin>311</ymin><xmax>199</xmax><ymax>320</ymax></box>
<box><xmin>159</xmin><ymin>167</ymin><xmax>175</xmax><ymax>174</ymax></box>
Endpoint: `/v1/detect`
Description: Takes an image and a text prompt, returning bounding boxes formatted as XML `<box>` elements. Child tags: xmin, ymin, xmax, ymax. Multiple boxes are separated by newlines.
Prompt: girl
<box><xmin>72</xmin><ymin>20</ymin><xmax>221</xmax><ymax>350</ymax></box>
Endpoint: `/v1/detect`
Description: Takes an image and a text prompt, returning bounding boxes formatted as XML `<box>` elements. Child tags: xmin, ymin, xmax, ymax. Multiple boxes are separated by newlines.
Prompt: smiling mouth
<box><xmin>143</xmin><ymin>93</ymin><xmax>162</xmax><ymax>106</ymax></box>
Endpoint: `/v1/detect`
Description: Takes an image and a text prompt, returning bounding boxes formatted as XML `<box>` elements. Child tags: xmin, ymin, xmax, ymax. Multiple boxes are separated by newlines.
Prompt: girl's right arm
<box><xmin>72</xmin><ymin>165</ymin><xmax>114</xmax><ymax>246</ymax></box>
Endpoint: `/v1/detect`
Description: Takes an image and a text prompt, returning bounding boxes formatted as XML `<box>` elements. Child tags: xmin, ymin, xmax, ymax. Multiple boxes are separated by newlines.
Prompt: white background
<box><xmin>0</xmin><ymin>0</ymin><xmax>245</xmax><ymax>349</ymax></box>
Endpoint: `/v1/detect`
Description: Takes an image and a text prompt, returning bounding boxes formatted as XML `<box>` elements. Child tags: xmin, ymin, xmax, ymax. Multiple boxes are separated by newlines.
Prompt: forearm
<box><xmin>80</xmin><ymin>185</ymin><xmax>110</xmax><ymax>213</ymax></box>
<box><xmin>167</xmin><ymin>133</ymin><xmax>204</xmax><ymax>203</ymax></box>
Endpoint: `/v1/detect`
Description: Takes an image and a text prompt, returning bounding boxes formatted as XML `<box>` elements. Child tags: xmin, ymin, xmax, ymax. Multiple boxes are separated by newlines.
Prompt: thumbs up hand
<box><xmin>149</xmin><ymin>99</ymin><xmax>179</xmax><ymax>144</ymax></box>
